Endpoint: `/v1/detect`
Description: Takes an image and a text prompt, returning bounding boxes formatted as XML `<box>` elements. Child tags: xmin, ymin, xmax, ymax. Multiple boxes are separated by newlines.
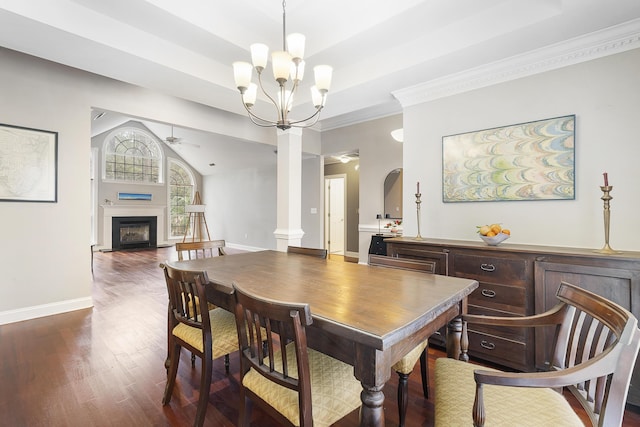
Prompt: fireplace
<box><xmin>112</xmin><ymin>216</ymin><xmax>157</xmax><ymax>250</ymax></box>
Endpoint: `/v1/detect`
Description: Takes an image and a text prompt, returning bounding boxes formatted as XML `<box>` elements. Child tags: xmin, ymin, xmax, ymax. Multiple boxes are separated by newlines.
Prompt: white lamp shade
<box><xmin>290</xmin><ymin>60</ymin><xmax>305</xmax><ymax>82</ymax></box>
<box><xmin>390</xmin><ymin>128</ymin><xmax>404</xmax><ymax>142</ymax></box>
<box><xmin>271</xmin><ymin>51</ymin><xmax>292</xmax><ymax>81</ymax></box>
<box><xmin>286</xmin><ymin>33</ymin><xmax>305</xmax><ymax>60</ymax></box>
<box><xmin>250</xmin><ymin>43</ymin><xmax>269</xmax><ymax>69</ymax></box>
<box><xmin>243</xmin><ymin>83</ymin><xmax>257</xmax><ymax>106</ymax></box>
<box><xmin>233</xmin><ymin>61</ymin><xmax>253</xmax><ymax>89</ymax></box>
<box><xmin>313</xmin><ymin>65</ymin><xmax>333</xmax><ymax>92</ymax></box>
<box><xmin>311</xmin><ymin>85</ymin><xmax>324</xmax><ymax>108</ymax></box>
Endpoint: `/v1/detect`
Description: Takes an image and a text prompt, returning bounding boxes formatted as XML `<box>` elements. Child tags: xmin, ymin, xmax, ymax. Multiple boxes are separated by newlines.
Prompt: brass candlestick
<box><xmin>595</xmin><ymin>185</ymin><xmax>620</xmax><ymax>254</ymax></box>
<box><xmin>415</xmin><ymin>192</ymin><xmax>423</xmax><ymax>240</ymax></box>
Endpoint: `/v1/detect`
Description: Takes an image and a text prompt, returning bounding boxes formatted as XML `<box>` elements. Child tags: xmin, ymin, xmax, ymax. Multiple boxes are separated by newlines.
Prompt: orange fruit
<box><xmin>502</xmin><ymin>229</ymin><xmax>511</xmax><ymax>235</ymax></box>
<box><xmin>490</xmin><ymin>224</ymin><xmax>502</xmax><ymax>234</ymax></box>
<box><xmin>486</xmin><ymin>231</ymin><xmax>496</xmax><ymax>237</ymax></box>
<box><xmin>478</xmin><ymin>225</ymin><xmax>490</xmax><ymax>236</ymax></box>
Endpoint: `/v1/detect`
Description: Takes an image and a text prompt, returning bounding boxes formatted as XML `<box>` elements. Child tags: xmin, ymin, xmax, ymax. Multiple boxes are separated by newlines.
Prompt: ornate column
<box><xmin>273</xmin><ymin>128</ymin><xmax>304</xmax><ymax>251</ymax></box>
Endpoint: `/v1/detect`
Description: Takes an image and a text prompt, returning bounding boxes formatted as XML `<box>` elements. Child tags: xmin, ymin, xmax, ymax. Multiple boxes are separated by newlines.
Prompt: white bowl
<box><xmin>479</xmin><ymin>233</ymin><xmax>510</xmax><ymax>246</ymax></box>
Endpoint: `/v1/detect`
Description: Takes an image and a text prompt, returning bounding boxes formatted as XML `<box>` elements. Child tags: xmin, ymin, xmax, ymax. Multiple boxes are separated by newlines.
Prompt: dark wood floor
<box><xmin>1</xmin><ymin>247</ymin><xmax>639</xmax><ymax>426</ymax></box>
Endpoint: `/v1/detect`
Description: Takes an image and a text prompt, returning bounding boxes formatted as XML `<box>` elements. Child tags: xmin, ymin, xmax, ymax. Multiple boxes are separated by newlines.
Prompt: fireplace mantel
<box><xmin>101</xmin><ymin>204</ymin><xmax>166</xmax><ymax>250</ymax></box>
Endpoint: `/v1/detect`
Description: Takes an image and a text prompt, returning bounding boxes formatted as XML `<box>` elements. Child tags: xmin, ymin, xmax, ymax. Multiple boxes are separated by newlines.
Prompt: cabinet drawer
<box><xmin>469</xmin><ymin>282</ymin><xmax>527</xmax><ymax>314</ymax></box>
<box><xmin>453</xmin><ymin>253</ymin><xmax>529</xmax><ymax>286</ymax></box>
<box><xmin>467</xmin><ymin>304</ymin><xmax>528</xmax><ymax>340</ymax></box>
<box><xmin>468</xmin><ymin>330</ymin><xmax>529</xmax><ymax>371</ymax></box>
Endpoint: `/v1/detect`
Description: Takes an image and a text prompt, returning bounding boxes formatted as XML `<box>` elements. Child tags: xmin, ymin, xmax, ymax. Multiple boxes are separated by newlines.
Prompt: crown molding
<box><xmin>392</xmin><ymin>18</ymin><xmax>640</xmax><ymax>108</ymax></box>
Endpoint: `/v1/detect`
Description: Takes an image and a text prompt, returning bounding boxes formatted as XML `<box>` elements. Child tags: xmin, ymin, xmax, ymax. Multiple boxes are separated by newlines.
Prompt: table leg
<box><xmin>359</xmin><ymin>384</ymin><xmax>385</xmax><ymax>427</ymax></box>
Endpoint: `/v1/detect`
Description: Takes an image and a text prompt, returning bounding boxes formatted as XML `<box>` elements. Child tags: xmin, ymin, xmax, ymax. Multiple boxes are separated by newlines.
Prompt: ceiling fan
<box><xmin>164</xmin><ymin>126</ymin><xmax>200</xmax><ymax>148</ymax></box>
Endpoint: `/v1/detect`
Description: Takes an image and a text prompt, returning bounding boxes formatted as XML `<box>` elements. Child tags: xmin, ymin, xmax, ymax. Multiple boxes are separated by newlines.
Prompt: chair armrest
<box><xmin>463</xmin><ymin>302</ymin><xmax>568</xmax><ymax>328</ymax></box>
<box><xmin>474</xmin><ymin>345</ymin><xmax>619</xmax><ymax>389</ymax></box>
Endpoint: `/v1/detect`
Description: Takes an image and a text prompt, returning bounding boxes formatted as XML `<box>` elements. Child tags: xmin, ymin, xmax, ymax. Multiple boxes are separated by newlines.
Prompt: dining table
<box><xmin>167</xmin><ymin>250</ymin><xmax>478</xmax><ymax>427</ymax></box>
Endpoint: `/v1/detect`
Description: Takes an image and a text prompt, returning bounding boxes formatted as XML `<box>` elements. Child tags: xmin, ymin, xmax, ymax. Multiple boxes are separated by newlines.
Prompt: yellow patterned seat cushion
<box><xmin>392</xmin><ymin>340</ymin><xmax>428</xmax><ymax>374</ymax></box>
<box><xmin>172</xmin><ymin>307</ymin><xmax>238</xmax><ymax>359</ymax></box>
<box><xmin>434</xmin><ymin>358</ymin><xmax>584</xmax><ymax>427</ymax></box>
<box><xmin>242</xmin><ymin>343</ymin><xmax>362</xmax><ymax>427</ymax></box>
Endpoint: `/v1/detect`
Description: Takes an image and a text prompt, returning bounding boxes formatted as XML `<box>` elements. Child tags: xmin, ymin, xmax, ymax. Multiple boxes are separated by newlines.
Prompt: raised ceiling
<box><xmin>1</xmin><ymin>0</ymin><xmax>639</xmax><ymax>174</ymax></box>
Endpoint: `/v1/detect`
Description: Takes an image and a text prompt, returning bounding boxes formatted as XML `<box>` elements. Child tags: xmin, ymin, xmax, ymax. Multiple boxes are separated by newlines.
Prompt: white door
<box><xmin>324</xmin><ymin>175</ymin><xmax>345</xmax><ymax>255</ymax></box>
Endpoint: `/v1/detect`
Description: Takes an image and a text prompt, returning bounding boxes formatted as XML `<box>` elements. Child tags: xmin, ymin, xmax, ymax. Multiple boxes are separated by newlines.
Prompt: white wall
<box><xmin>0</xmin><ymin>47</ymin><xmax>274</xmax><ymax>324</ymax></box>
<box><xmin>402</xmin><ymin>48</ymin><xmax>640</xmax><ymax>251</ymax></box>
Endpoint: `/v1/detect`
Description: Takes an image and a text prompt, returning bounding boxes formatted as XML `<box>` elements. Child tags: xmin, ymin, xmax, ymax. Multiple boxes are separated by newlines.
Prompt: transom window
<box><xmin>103</xmin><ymin>128</ymin><xmax>163</xmax><ymax>183</ymax></box>
<box><xmin>169</xmin><ymin>159</ymin><xmax>196</xmax><ymax>238</ymax></box>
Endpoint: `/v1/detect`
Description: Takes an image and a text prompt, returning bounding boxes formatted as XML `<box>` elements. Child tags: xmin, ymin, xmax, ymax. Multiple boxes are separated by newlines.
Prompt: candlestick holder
<box><xmin>594</xmin><ymin>185</ymin><xmax>621</xmax><ymax>254</ymax></box>
<box><xmin>414</xmin><ymin>192</ymin><xmax>423</xmax><ymax>240</ymax></box>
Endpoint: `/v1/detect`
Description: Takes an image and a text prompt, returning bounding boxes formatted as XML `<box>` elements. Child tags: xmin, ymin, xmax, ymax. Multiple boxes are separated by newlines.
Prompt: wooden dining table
<box><xmin>168</xmin><ymin>250</ymin><xmax>478</xmax><ymax>427</ymax></box>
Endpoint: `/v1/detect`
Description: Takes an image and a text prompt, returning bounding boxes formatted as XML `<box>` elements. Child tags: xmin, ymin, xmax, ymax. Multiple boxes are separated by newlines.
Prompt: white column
<box><xmin>273</xmin><ymin>128</ymin><xmax>305</xmax><ymax>251</ymax></box>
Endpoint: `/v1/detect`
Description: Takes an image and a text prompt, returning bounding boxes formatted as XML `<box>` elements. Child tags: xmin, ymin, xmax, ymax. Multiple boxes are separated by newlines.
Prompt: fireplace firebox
<box><xmin>112</xmin><ymin>216</ymin><xmax>157</xmax><ymax>250</ymax></box>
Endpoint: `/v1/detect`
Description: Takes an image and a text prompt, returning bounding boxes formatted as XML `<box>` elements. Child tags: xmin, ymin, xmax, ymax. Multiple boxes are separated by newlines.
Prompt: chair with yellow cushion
<box><xmin>369</xmin><ymin>254</ymin><xmax>436</xmax><ymax>427</ymax></box>
<box><xmin>160</xmin><ymin>263</ymin><xmax>239</xmax><ymax>427</ymax></box>
<box><xmin>435</xmin><ymin>282</ymin><xmax>640</xmax><ymax>427</ymax></box>
<box><xmin>232</xmin><ymin>281</ymin><xmax>362</xmax><ymax>427</ymax></box>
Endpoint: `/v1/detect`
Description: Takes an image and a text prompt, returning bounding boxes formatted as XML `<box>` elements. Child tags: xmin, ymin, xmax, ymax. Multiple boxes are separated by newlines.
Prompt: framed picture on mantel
<box><xmin>442</xmin><ymin>115</ymin><xmax>575</xmax><ymax>203</ymax></box>
<box><xmin>0</xmin><ymin>123</ymin><xmax>58</xmax><ymax>203</ymax></box>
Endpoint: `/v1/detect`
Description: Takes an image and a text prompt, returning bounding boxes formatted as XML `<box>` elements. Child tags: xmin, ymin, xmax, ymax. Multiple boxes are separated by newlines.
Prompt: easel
<box><xmin>183</xmin><ymin>191</ymin><xmax>211</xmax><ymax>242</ymax></box>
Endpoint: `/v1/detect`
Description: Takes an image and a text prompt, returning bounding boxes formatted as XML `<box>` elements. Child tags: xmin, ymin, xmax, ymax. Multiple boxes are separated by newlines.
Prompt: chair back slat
<box><xmin>161</xmin><ymin>262</ymin><xmax>211</xmax><ymax>339</ymax></box>
<box><xmin>549</xmin><ymin>282</ymin><xmax>640</xmax><ymax>427</ymax></box>
<box><xmin>176</xmin><ymin>240</ymin><xmax>226</xmax><ymax>261</ymax></box>
<box><xmin>233</xmin><ymin>282</ymin><xmax>314</xmax><ymax>424</ymax></box>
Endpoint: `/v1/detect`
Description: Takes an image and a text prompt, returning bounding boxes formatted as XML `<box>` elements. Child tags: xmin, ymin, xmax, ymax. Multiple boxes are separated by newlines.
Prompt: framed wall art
<box><xmin>118</xmin><ymin>192</ymin><xmax>152</xmax><ymax>201</ymax></box>
<box><xmin>0</xmin><ymin>123</ymin><xmax>58</xmax><ymax>202</ymax></box>
<box><xmin>442</xmin><ymin>115</ymin><xmax>575</xmax><ymax>203</ymax></box>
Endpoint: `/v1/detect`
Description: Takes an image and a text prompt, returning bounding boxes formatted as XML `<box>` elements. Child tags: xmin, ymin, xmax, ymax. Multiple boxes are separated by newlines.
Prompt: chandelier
<box><xmin>232</xmin><ymin>1</ymin><xmax>333</xmax><ymax>130</ymax></box>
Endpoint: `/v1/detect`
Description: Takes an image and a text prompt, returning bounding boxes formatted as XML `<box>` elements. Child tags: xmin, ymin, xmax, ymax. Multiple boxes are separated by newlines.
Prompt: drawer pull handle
<box><xmin>481</xmin><ymin>289</ymin><xmax>496</xmax><ymax>298</ymax></box>
<box><xmin>480</xmin><ymin>340</ymin><xmax>496</xmax><ymax>350</ymax></box>
<box><xmin>480</xmin><ymin>263</ymin><xmax>496</xmax><ymax>272</ymax></box>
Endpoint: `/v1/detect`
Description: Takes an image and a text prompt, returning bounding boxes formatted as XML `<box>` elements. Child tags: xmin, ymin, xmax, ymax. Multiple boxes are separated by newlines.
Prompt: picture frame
<box><xmin>118</xmin><ymin>192</ymin><xmax>153</xmax><ymax>201</ymax></box>
<box><xmin>0</xmin><ymin>123</ymin><xmax>58</xmax><ymax>203</ymax></box>
<box><xmin>442</xmin><ymin>115</ymin><xmax>575</xmax><ymax>203</ymax></box>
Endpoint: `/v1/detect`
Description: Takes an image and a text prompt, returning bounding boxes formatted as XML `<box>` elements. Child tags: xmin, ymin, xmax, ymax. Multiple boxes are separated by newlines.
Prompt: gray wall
<box><xmin>401</xmin><ymin>48</ymin><xmax>640</xmax><ymax>251</ymax></box>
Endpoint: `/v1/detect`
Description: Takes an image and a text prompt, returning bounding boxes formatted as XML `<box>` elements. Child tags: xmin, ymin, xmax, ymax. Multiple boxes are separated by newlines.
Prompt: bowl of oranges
<box><xmin>477</xmin><ymin>224</ymin><xmax>511</xmax><ymax>246</ymax></box>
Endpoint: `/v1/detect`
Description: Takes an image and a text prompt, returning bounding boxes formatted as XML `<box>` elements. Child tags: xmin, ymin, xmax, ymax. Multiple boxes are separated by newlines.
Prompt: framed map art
<box><xmin>0</xmin><ymin>123</ymin><xmax>58</xmax><ymax>202</ymax></box>
<box><xmin>442</xmin><ymin>115</ymin><xmax>575</xmax><ymax>202</ymax></box>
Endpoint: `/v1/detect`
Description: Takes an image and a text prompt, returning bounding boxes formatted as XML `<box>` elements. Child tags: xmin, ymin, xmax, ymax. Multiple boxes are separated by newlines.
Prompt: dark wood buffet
<box><xmin>384</xmin><ymin>236</ymin><xmax>640</xmax><ymax>407</ymax></box>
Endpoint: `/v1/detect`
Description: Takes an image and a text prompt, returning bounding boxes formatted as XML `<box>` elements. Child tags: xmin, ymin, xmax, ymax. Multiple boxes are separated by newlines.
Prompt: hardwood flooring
<box><xmin>1</xmin><ymin>246</ymin><xmax>639</xmax><ymax>426</ymax></box>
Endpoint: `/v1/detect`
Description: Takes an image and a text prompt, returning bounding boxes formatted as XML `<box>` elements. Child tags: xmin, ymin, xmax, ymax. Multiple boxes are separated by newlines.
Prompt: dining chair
<box><xmin>368</xmin><ymin>254</ymin><xmax>435</xmax><ymax>427</ymax></box>
<box><xmin>286</xmin><ymin>245</ymin><xmax>328</xmax><ymax>259</ymax></box>
<box><xmin>232</xmin><ymin>281</ymin><xmax>362</xmax><ymax>427</ymax></box>
<box><xmin>435</xmin><ymin>282</ymin><xmax>640</xmax><ymax>427</ymax></box>
<box><xmin>176</xmin><ymin>239</ymin><xmax>227</xmax><ymax>260</ymax></box>
<box><xmin>160</xmin><ymin>263</ymin><xmax>239</xmax><ymax>427</ymax></box>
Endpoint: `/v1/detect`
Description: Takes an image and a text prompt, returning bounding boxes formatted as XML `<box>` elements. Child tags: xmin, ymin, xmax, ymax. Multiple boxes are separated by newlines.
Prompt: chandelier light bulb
<box><xmin>272</xmin><ymin>51</ymin><xmax>292</xmax><ymax>82</ymax></box>
<box><xmin>290</xmin><ymin>60</ymin><xmax>305</xmax><ymax>82</ymax></box>
<box><xmin>314</xmin><ymin>65</ymin><xmax>333</xmax><ymax>92</ymax></box>
<box><xmin>286</xmin><ymin>33</ymin><xmax>305</xmax><ymax>60</ymax></box>
<box><xmin>232</xmin><ymin>61</ymin><xmax>253</xmax><ymax>91</ymax></box>
<box><xmin>250</xmin><ymin>43</ymin><xmax>269</xmax><ymax>70</ymax></box>
<box><xmin>311</xmin><ymin>86</ymin><xmax>324</xmax><ymax>108</ymax></box>
<box><xmin>243</xmin><ymin>83</ymin><xmax>257</xmax><ymax>107</ymax></box>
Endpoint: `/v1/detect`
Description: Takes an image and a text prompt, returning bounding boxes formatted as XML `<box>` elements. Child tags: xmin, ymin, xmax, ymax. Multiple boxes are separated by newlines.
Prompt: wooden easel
<box><xmin>183</xmin><ymin>191</ymin><xmax>211</xmax><ymax>242</ymax></box>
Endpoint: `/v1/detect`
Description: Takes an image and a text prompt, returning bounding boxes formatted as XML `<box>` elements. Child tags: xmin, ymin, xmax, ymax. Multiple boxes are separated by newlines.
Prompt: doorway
<box><xmin>324</xmin><ymin>175</ymin><xmax>346</xmax><ymax>256</ymax></box>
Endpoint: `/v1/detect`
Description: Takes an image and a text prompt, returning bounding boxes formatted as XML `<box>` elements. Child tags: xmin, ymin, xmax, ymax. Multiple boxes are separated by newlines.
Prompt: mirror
<box><xmin>384</xmin><ymin>168</ymin><xmax>402</xmax><ymax>219</ymax></box>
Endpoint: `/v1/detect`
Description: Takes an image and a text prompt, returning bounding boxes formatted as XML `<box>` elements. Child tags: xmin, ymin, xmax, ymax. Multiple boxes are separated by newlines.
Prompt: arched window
<box><xmin>103</xmin><ymin>127</ymin><xmax>163</xmax><ymax>183</ymax></box>
<box><xmin>168</xmin><ymin>159</ymin><xmax>196</xmax><ymax>239</ymax></box>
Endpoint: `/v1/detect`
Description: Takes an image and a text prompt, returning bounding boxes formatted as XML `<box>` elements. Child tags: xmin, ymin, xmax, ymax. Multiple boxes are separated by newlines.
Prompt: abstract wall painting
<box><xmin>118</xmin><ymin>192</ymin><xmax>152</xmax><ymax>201</ymax></box>
<box><xmin>442</xmin><ymin>115</ymin><xmax>575</xmax><ymax>202</ymax></box>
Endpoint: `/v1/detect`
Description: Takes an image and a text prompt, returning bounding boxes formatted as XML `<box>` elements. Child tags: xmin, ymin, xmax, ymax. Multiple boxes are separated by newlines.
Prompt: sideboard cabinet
<box><xmin>385</xmin><ymin>237</ymin><xmax>640</xmax><ymax>407</ymax></box>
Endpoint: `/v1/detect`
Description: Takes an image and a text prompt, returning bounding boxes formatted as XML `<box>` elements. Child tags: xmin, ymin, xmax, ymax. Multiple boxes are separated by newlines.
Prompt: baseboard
<box><xmin>0</xmin><ymin>297</ymin><xmax>93</xmax><ymax>325</ymax></box>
